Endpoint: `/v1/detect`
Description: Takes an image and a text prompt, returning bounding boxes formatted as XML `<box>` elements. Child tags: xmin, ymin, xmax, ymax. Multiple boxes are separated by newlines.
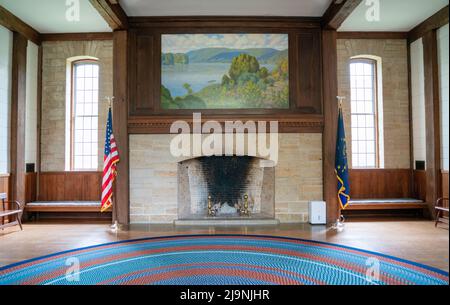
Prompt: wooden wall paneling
<box><xmin>38</xmin><ymin>172</ymin><xmax>65</xmax><ymax>201</ymax></box>
<box><xmin>63</xmin><ymin>172</ymin><xmax>101</xmax><ymax>201</ymax></box>
<box><xmin>423</xmin><ymin>30</ymin><xmax>441</xmax><ymax>218</ymax></box>
<box><xmin>349</xmin><ymin>169</ymin><xmax>412</xmax><ymax>199</ymax></box>
<box><xmin>322</xmin><ymin>29</ymin><xmax>340</xmax><ymax>224</ymax></box>
<box><xmin>37</xmin><ymin>172</ymin><xmax>102</xmax><ymax>201</ymax></box>
<box><xmin>413</xmin><ymin>170</ymin><xmax>427</xmax><ymax>201</ymax></box>
<box><xmin>10</xmin><ymin>32</ymin><xmax>27</xmax><ymax>206</ymax></box>
<box><xmin>296</xmin><ymin>29</ymin><xmax>322</xmax><ymax>114</ymax></box>
<box><xmin>113</xmin><ymin>30</ymin><xmax>130</xmax><ymax>224</ymax></box>
<box><xmin>82</xmin><ymin>172</ymin><xmax>102</xmax><ymax>200</ymax></box>
<box><xmin>25</xmin><ymin>172</ymin><xmax>37</xmax><ymax>203</ymax></box>
<box><xmin>64</xmin><ymin>173</ymin><xmax>84</xmax><ymax>200</ymax></box>
<box><xmin>130</xmin><ymin>32</ymin><xmax>155</xmax><ymax>115</ymax></box>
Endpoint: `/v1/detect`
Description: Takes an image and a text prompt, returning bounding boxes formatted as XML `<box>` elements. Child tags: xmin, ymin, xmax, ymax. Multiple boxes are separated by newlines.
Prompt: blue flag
<box><xmin>335</xmin><ymin>105</ymin><xmax>350</xmax><ymax>209</ymax></box>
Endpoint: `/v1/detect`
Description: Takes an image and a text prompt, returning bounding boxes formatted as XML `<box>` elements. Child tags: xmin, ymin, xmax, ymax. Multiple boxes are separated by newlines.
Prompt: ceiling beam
<box><xmin>40</xmin><ymin>32</ymin><xmax>113</xmax><ymax>42</ymax></box>
<box><xmin>321</xmin><ymin>0</ymin><xmax>362</xmax><ymax>30</ymax></box>
<box><xmin>89</xmin><ymin>0</ymin><xmax>128</xmax><ymax>30</ymax></box>
<box><xmin>408</xmin><ymin>5</ymin><xmax>449</xmax><ymax>43</ymax></box>
<box><xmin>337</xmin><ymin>31</ymin><xmax>408</xmax><ymax>40</ymax></box>
<box><xmin>0</xmin><ymin>5</ymin><xmax>40</xmax><ymax>45</ymax></box>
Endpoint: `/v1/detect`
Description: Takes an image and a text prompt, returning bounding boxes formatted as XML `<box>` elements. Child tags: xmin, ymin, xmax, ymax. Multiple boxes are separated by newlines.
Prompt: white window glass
<box><xmin>72</xmin><ymin>61</ymin><xmax>99</xmax><ymax>170</ymax></box>
<box><xmin>350</xmin><ymin>60</ymin><xmax>378</xmax><ymax>168</ymax></box>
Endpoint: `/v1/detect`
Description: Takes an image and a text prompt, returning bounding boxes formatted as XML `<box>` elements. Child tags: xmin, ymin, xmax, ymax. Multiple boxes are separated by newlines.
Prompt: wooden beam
<box><xmin>89</xmin><ymin>0</ymin><xmax>128</xmax><ymax>30</ymax></box>
<box><xmin>337</xmin><ymin>32</ymin><xmax>408</xmax><ymax>40</ymax></box>
<box><xmin>408</xmin><ymin>5</ymin><xmax>449</xmax><ymax>43</ymax></box>
<box><xmin>36</xmin><ymin>45</ymin><xmax>43</xmax><ymax>200</ymax></box>
<box><xmin>10</xmin><ymin>33</ymin><xmax>28</xmax><ymax>206</ymax></box>
<box><xmin>407</xmin><ymin>43</ymin><xmax>415</xmax><ymax>198</ymax></box>
<box><xmin>40</xmin><ymin>32</ymin><xmax>113</xmax><ymax>42</ymax></box>
<box><xmin>113</xmin><ymin>30</ymin><xmax>130</xmax><ymax>225</ymax></box>
<box><xmin>322</xmin><ymin>0</ymin><xmax>362</xmax><ymax>30</ymax></box>
<box><xmin>423</xmin><ymin>30</ymin><xmax>441</xmax><ymax>219</ymax></box>
<box><xmin>0</xmin><ymin>5</ymin><xmax>40</xmax><ymax>45</ymax></box>
<box><xmin>322</xmin><ymin>30</ymin><xmax>340</xmax><ymax>224</ymax></box>
<box><xmin>129</xmin><ymin>16</ymin><xmax>321</xmax><ymax>29</ymax></box>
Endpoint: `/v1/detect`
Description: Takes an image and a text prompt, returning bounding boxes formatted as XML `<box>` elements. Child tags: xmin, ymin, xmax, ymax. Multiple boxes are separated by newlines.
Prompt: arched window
<box><xmin>70</xmin><ymin>60</ymin><xmax>99</xmax><ymax>170</ymax></box>
<box><xmin>349</xmin><ymin>58</ymin><xmax>379</xmax><ymax>168</ymax></box>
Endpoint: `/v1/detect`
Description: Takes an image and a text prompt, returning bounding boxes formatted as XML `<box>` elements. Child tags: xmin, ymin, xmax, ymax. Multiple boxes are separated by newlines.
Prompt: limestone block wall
<box><xmin>337</xmin><ymin>39</ymin><xmax>410</xmax><ymax>169</ymax></box>
<box><xmin>40</xmin><ymin>40</ymin><xmax>113</xmax><ymax>171</ymax></box>
<box><xmin>129</xmin><ymin>133</ymin><xmax>323</xmax><ymax>224</ymax></box>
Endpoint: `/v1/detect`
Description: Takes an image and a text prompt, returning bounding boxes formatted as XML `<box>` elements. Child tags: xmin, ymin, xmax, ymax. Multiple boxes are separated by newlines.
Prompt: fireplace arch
<box><xmin>177</xmin><ymin>155</ymin><xmax>275</xmax><ymax>220</ymax></box>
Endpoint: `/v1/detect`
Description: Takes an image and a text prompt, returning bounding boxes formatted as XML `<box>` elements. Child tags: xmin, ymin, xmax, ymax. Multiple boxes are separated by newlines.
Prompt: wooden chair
<box><xmin>0</xmin><ymin>193</ymin><xmax>24</xmax><ymax>231</ymax></box>
<box><xmin>435</xmin><ymin>197</ymin><xmax>449</xmax><ymax>228</ymax></box>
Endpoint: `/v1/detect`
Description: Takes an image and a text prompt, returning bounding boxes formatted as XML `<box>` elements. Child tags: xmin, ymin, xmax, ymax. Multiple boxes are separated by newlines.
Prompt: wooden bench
<box><xmin>0</xmin><ymin>193</ymin><xmax>24</xmax><ymax>231</ymax></box>
<box><xmin>26</xmin><ymin>201</ymin><xmax>103</xmax><ymax>212</ymax></box>
<box><xmin>346</xmin><ymin>198</ymin><xmax>428</xmax><ymax>211</ymax></box>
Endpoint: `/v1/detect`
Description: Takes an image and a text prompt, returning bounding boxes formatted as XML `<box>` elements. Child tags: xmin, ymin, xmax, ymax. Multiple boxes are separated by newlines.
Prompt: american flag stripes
<box><xmin>101</xmin><ymin>107</ymin><xmax>120</xmax><ymax>212</ymax></box>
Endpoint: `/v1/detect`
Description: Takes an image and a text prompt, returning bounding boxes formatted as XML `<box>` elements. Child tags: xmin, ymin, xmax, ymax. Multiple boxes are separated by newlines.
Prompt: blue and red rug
<box><xmin>0</xmin><ymin>235</ymin><xmax>448</xmax><ymax>285</ymax></box>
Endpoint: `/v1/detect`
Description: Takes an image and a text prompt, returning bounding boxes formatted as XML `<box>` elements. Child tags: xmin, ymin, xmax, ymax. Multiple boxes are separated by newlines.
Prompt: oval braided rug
<box><xmin>0</xmin><ymin>235</ymin><xmax>448</xmax><ymax>285</ymax></box>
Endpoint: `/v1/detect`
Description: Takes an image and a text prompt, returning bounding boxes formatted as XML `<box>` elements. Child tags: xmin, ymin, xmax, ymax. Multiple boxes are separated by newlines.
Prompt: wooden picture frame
<box><xmin>126</xmin><ymin>17</ymin><xmax>324</xmax><ymax>133</ymax></box>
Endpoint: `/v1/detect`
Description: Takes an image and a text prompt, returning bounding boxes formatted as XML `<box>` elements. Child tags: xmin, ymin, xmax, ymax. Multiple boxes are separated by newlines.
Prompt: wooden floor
<box><xmin>0</xmin><ymin>218</ymin><xmax>448</xmax><ymax>272</ymax></box>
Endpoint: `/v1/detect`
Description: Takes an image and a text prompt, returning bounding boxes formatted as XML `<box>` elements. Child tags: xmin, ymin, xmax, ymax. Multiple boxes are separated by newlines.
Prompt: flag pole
<box><xmin>334</xmin><ymin>96</ymin><xmax>347</xmax><ymax>232</ymax></box>
<box><xmin>105</xmin><ymin>96</ymin><xmax>120</xmax><ymax>233</ymax></box>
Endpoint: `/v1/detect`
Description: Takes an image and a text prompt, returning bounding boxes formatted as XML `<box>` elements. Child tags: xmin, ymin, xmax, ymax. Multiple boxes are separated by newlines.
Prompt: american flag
<box><xmin>101</xmin><ymin>108</ymin><xmax>120</xmax><ymax>212</ymax></box>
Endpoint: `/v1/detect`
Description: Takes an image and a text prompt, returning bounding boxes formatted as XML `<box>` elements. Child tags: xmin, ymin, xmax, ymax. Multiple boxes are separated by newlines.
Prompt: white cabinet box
<box><xmin>309</xmin><ymin>201</ymin><xmax>326</xmax><ymax>225</ymax></box>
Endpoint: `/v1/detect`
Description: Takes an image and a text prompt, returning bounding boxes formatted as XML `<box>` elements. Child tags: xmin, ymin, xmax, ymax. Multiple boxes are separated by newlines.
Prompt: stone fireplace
<box><xmin>129</xmin><ymin>134</ymin><xmax>323</xmax><ymax>224</ymax></box>
<box><xmin>177</xmin><ymin>156</ymin><xmax>275</xmax><ymax>221</ymax></box>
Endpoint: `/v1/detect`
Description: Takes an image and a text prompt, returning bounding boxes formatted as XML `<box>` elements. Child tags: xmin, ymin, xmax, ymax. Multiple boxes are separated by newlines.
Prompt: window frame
<box><xmin>349</xmin><ymin>58</ymin><xmax>380</xmax><ymax>169</ymax></box>
<box><xmin>69</xmin><ymin>59</ymin><xmax>100</xmax><ymax>171</ymax></box>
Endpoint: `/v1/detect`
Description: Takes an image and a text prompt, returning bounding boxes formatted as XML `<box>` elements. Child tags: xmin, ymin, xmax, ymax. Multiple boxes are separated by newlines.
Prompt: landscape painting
<box><xmin>161</xmin><ymin>34</ymin><xmax>289</xmax><ymax>109</ymax></box>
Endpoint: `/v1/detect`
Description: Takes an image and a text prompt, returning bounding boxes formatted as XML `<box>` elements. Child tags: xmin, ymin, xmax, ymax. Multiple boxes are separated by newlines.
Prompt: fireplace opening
<box><xmin>178</xmin><ymin>156</ymin><xmax>275</xmax><ymax>220</ymax></box>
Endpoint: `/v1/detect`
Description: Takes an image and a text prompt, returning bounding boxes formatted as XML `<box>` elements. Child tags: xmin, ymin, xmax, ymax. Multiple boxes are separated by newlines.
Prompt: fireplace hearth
<box><xmin>177</xmin><ymin>156</ymin><xmax>275</xmax><ymax>222</ymax></box>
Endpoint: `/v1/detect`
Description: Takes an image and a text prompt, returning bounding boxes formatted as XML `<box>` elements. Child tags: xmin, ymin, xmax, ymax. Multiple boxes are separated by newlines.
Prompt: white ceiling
<box><xmin>120</xmin><ymin>0</ymin><xmax>333</xmax><ymax>17</ymax></box>
<box><xmin>339</xmin><ymin>0</ymin><xmax>449</xmax><ymax>32</ymax></box>
<box><xmin>0</xmin><ymin>0</ymin><xmax>111</xmax><ymax>33</ymax></box>
<box><xmin>1</xmin><ymin>0</ymin><xmax>448</xmax><ymax>33</ymax></box>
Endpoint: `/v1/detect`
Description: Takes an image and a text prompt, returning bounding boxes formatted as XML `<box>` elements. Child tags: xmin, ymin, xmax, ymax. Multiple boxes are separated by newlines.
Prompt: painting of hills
<box><xmin>161</xmin><ymin>34</ymin><xmax>289</xmax><ymax>109</ymax></box>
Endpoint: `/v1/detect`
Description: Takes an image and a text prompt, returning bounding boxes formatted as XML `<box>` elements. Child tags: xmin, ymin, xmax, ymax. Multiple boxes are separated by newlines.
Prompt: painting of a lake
<box><xmin>161</xmin><ymin>34</ymin><xmax>289</xmax><ymax>109</ymax></box>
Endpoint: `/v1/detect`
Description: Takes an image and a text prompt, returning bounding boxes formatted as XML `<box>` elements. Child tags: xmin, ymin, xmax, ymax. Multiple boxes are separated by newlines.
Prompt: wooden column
<box><xmin>113</xmin><ymin>30</ymin><xmax>130</xmax><ymax>224</ymax></box>
<box><xmin>423</xmin><ymin>30</ymin><xmax>441</xmax><ymax>218</ymax></box>
<box><xmin>322</xmin><ymin>30</ymin><xmax>340</xmax><ymax>224</ymax></box>
<box><xmin>36</xmin><ymin>45</ymin><xmax>42</xmax><ymax>174</ymax></box>
<box><xmin>10</xmin><ymin>32</ymin><xmax>27</xmax><ymax>205</ymax></box>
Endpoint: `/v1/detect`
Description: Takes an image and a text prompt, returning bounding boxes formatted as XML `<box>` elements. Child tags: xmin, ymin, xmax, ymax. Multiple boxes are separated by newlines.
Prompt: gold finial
<box><xmin>336</xmin><ymin>96</ymin><xmax>345</xmax><ymax>108</ymax></box>
<box><xmin>207</xmin><ymin>195</ymin><xmax>213</xmax><ymax>216</ymax></box>
<box><xmin>105</xmin><ymin>96</ymin><xmax>115</xmax><ymax>107</ymax></box>
<box><xmin>243</xmin><ymin>194</ymin><xmax>249</xmax><ymax>216</ymax></box>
